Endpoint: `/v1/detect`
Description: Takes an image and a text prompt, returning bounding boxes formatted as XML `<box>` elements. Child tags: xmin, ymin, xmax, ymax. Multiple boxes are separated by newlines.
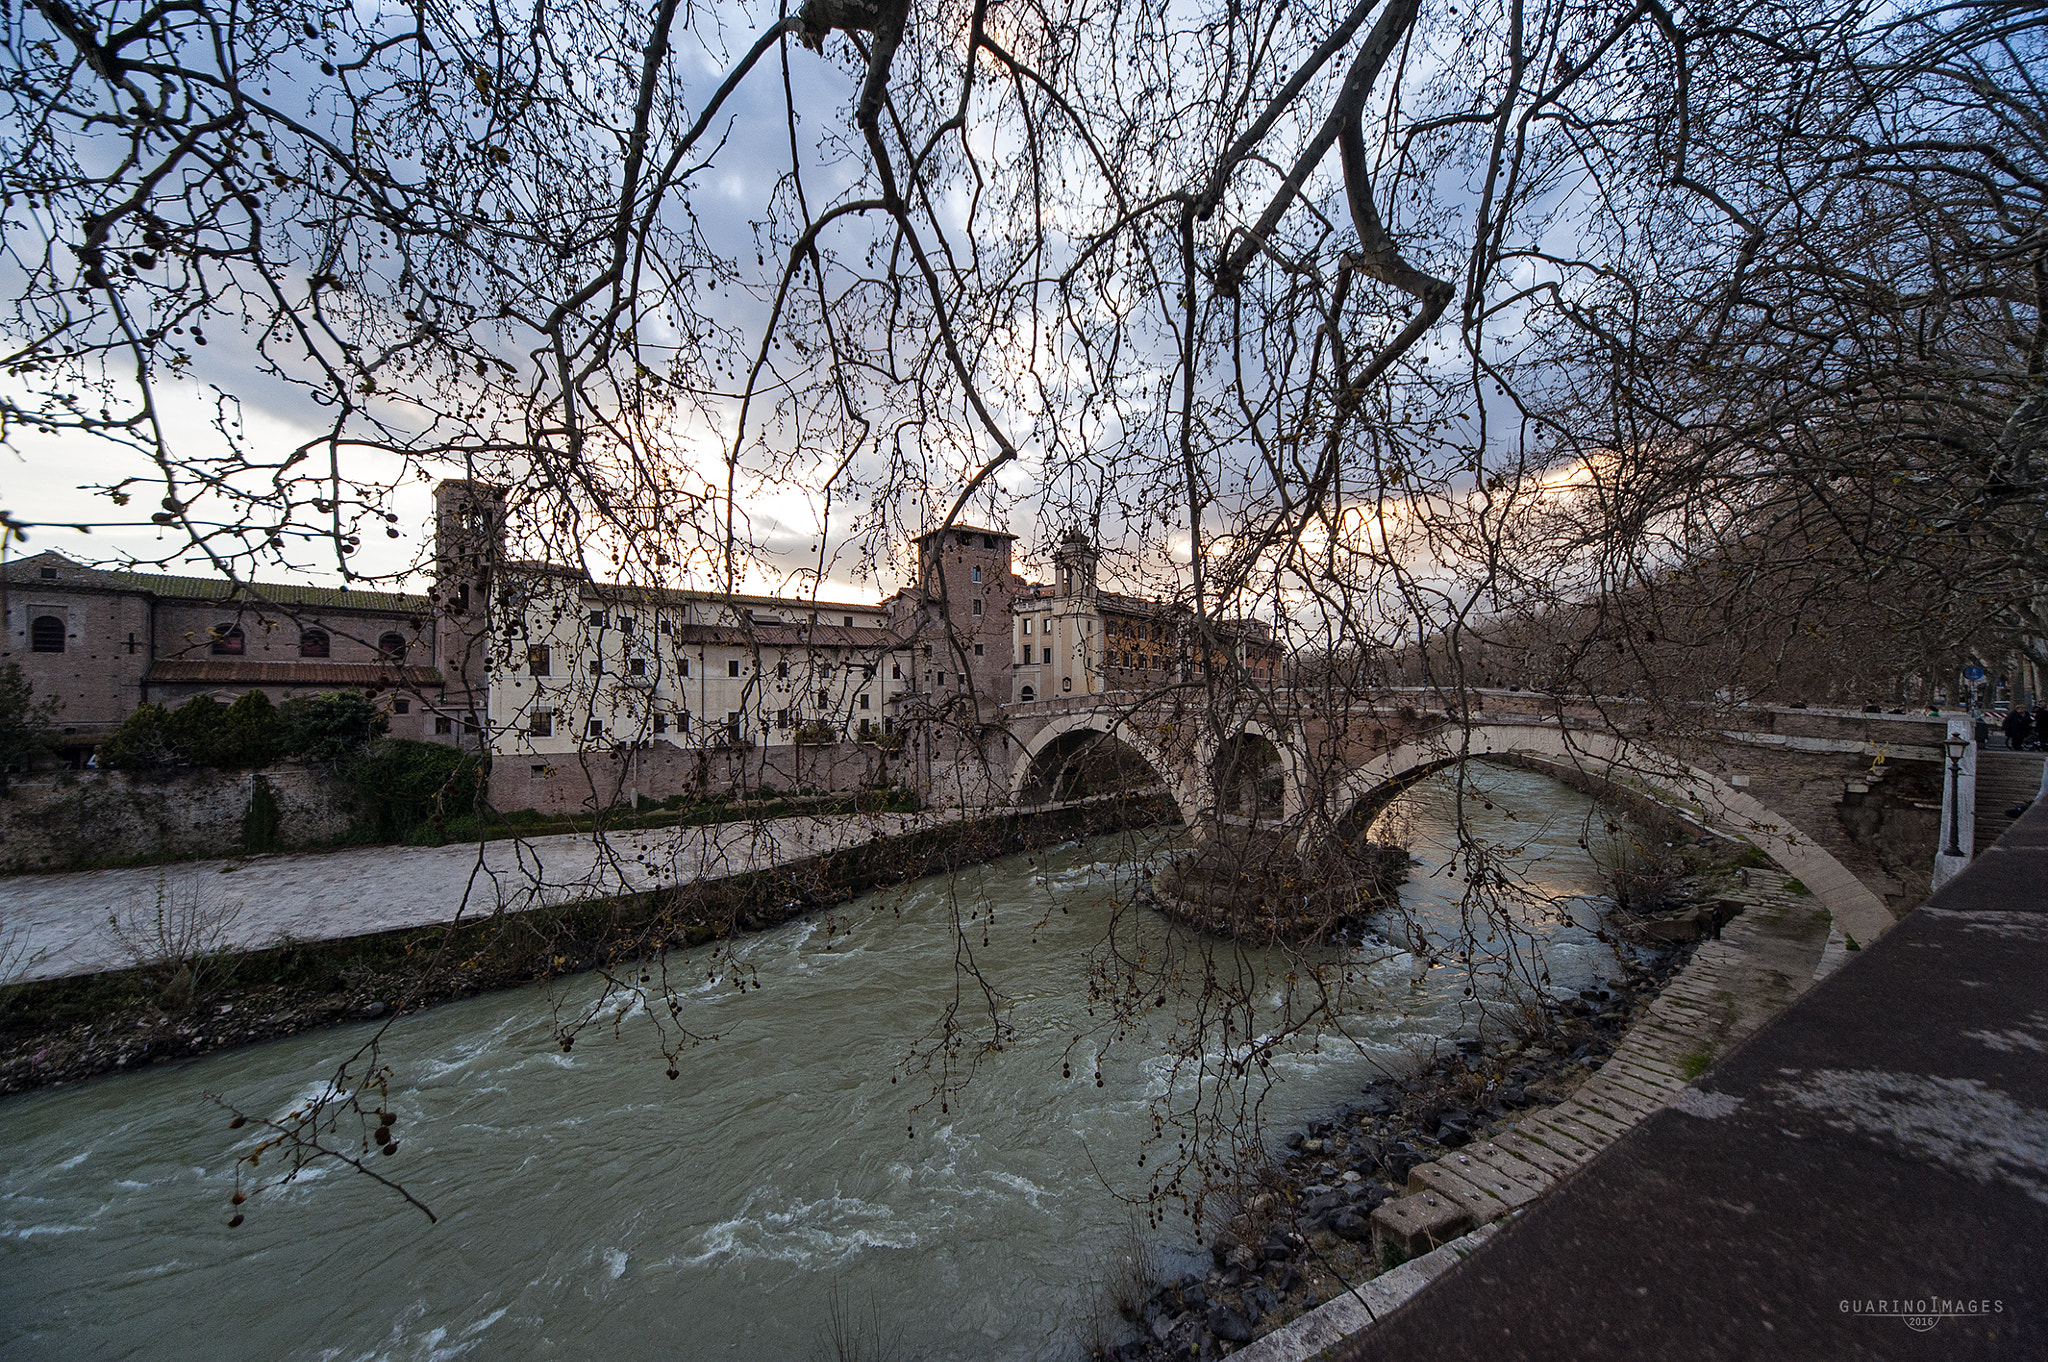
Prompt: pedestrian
<box><xmin>2004</xmin><ymin>707</ymin><xmax>2031</xmax><ymax>751</ymax></box>
<box><xmin>1977</xmin><ymin>713</ymin><xmax>1992</xmax><ymax>747</ymax></box>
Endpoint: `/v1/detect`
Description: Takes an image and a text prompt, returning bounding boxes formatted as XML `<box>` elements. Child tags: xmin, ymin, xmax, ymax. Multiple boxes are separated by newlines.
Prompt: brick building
<box><xmin>1010</xmin><ymin>527</ymin><xmax>1282</xmax><ymax>703</ymax></box>
<box><xmin>0</xmin><ymin>551</ymin><xmax>455</xmax><ymax>758</ymax></box>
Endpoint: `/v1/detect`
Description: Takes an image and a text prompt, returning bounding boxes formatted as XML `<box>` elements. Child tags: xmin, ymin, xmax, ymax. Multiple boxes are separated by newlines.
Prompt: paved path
<box><xmin>0</xmin><ymin>811</ymin><xmax>956</xmax><ymax>984</ymax></box>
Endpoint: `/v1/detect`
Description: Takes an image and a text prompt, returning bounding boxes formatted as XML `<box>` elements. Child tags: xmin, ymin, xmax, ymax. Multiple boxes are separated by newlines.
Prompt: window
<box><xmin>659</xmin><ymin>618</ymin><xmax>673</xmax><ymax>634</ymax></box>
<box><xmin>38</xmin><ymin>567</ymin><xmax>56</xmax><ymax>580</ymax></box>
<box><xmin>843</xmin><ymin>615</ymin><xmax>854</xmax><ymax>627</ymax></box>
<box><xmin>588</xmin><ymin>610</ymin><xmax>608</xmax><ymax>628</ymax></box>
<box><xmin>728</xmin><ymin>658</ymin><xmax>741</xmax><ymax>677</ymax></box>
<box><xmin>884</xmin><ymin>717</ymin><xmax>895</xmax><ymax>734</ymax></box>
<box><xmin>891</xmin><ymin>663</ymin><xmax>901</xmax><ymax>679</ymax></box>
<box><xmin>679</xmin><ymin>656</ymin><xmax>690</xmax><ymax>677</ymax></box>
<box><xmin>589</xmin><ymin>660</ymin><xmax>602</xmax><ymax>676</ymax></box>
<box><xmin>777</xmin><ymin>708</ymin><xmax>790</xmax><ymax>728</ymax></box>
<box><xmin>974</xmin><ymin>643</ymin><xmax>984</xmax><ymax>656</ymax></box>
<box><xmin>30</xmin><ymin>615</ymin><xmax>64</xmax><ymax>653</ymax></box>
<box><xmin>435</xmin><ymin>716</ymin><xmax>454</xmax><ymax>734</ymax></box>
<box><xmin>1043</xmin><ymin>647</ymin><xmax>1053</xmax><ymax>664</ymax></box>
<box><xmin>858</xmin><ymin>693</ymin><xmax>870</xmax><ymax>709</ymax></box>
<box><xmin>586</xmin><ymin>718</ymin><xmax>604</xmax><ymax>738</ymax></box>
<box><xmin>378</xmin><ymin>632</ymin><xmax>407</xmax><ymax>662</ymax></box>
<box><xmin>298</xmin><ymin>627</ymin><xmax>330</xmax><ymax>657</ymax></box>
<box><xmin>529</xmin><ymin>712</ymin><xmax>555</xmax><ymax>737</ymax></box>
<box><xmin>1063</xmin><ymin>677</ymin><xmax>1073</xmax><ymax>693</ymax></box>
<box><xmin>394</xmin><ymin>698</ymin><xmax>411</xmax><ymax>715</ymax></box>
<box><xmin>971</xmin><ymin>566</ymin><xmax>982</xmax><ymax>583</ymax></box>
<box><xmin>726</xmin><ymin>711</ymin><xmax>741</xmax><ymax>740</ymax></box>
<box><xmin>678</xmin><ymin>710</ymin><xmax>691</xmax><ymax>733</ymax></box>
<box><xmin>818</xmin><ymin>689</ymin><xmax>830</xmax><ymax>708</ymax></box>
<box><xmin>1020</xmin><ymin>685</ymin><xmax>1035</xmax><ymax>702</ymax></box>
<box><xmin>654</xmin><ymin>713</ymin><xmax>667</xmax><ymax>734</ymax></box>
<box><xmin>527</xmin><ymin>644</ymin><xmax>551</xmax><ymax>676</ymax></box>
<box><xmin>211</xmin><ymin>623</ymin><xmax>245</xmax><ymax>655</ymax></box>
<box><xmin>972</xmin><ymin>599</ymin><xmax>983</xmax><ymax>616</ymax></box>
<box><xmin>1022</xmin><ymin>618</ymin><xmax>1032</xmax><ymax>635</ymax></box>
<box><xmin>620</xmin><ymin>617</ymin><xmax>635</xmax><ymax>636</ymax></box>
<box><xmin>628</xmin><ymin>657</ymin><xmax>646</xmax><ymax>676</ymax></box>
<box><xmin>777</xmin><ymin>661</ymin><xmax>789</xmax><ymax>679</ymax></box>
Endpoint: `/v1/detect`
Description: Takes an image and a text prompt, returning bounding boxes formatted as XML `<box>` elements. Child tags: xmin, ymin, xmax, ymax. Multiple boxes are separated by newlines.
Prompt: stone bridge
<box><xmin>996</xmin><ymin>689</ymin><xmax>1966</xmax><ymax>947</ymax></box>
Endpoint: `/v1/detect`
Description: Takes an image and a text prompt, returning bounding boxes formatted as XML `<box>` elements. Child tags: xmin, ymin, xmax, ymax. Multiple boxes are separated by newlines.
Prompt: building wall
<box><xmin>486</xmin><ymin>735</ymin><xmax>906</xmax><ymax>814</ymax></box>
<box><xmin>2</xmin><ymin>580</ymin><xmax>154</xmax><ymax>744</ymax></box>
<box><xmin>0</xmin><ymin>766</ymin><xmax>360</xmax><ymax>872</ymax></box>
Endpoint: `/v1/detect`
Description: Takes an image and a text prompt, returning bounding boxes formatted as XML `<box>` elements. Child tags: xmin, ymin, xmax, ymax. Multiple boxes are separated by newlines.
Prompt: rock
<box><xmin>362</xmin><ymin>1001</ymin><xmax>388</xmax><ymax>1019</ymax></box>
<box><xmin>1316</xmin><ymin>1160</ymin><xmax>1340</xmax><ymax>1180</ymax></box>
<box><xmin>1226</xmin><ymin>1245</ymin><xmax>1260</xmax><ymax>1273</ymax></box>
<box><xmin>1207</xmin><ymin>1305</ymin><xmax>1254</xmax><ymax>1343</ymax></box>
<box><xmin>1331</xmin><ymin>1209</ymin><xmax>1375</xmax><ymax>1242</ymax></box>
<box><xmin>1209</xmin><ymin>1230</ymin><xmax>1239</xmax><ymax>1265</ymax></box>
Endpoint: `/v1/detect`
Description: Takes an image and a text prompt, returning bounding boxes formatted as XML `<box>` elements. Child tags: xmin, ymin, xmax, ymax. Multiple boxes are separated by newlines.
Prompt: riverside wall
<box><xmin>0</xmin><ymin>768</ymin><xmax>358</xmax><ymax>873</ymax></box>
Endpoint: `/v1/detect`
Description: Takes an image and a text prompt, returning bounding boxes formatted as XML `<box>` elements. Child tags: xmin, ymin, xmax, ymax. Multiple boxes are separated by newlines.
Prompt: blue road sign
<box><xmin>1963</xmin><ymin>665</ymin><xmax>1987</xmax><ymax>682</ymax></box>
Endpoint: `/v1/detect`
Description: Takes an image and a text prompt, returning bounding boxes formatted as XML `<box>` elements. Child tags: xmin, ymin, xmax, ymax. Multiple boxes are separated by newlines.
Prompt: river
<box><xmin>1</xmin><ymin>766</ymin><xmax>1636</xmax><ymax>1360</ymax></box>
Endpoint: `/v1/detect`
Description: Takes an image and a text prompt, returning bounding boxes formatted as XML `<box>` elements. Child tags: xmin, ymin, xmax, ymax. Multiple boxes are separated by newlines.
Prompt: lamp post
<box><xmin>1943</xmin><ymin>731</ymin><xmax>1970</xmax><ymax>859</ymax></box>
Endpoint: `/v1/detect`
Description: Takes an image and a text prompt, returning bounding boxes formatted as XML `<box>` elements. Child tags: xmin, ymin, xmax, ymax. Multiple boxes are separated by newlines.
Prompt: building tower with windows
<box><xmin>899</xmin><ymin>523</ymin><xmax>1018</xmax><ymax>707</ymax></box>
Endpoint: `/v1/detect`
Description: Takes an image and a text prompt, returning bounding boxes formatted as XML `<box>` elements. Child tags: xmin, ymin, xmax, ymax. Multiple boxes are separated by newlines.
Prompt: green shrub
<box><xmin>216</xmin><ymin>690</ymin><xmax>285</xmax><ymax>768</ymax></box>
<box><xmin>98</xmin><ymin>703</ymin><xmax>175</xmax><ymax>769</ymax></box>
<box><xmin>344</xmin><ymin>738</ymin><xmax>482</xmax><ymax>842</ymax></box>
<box><xmin>280</xmin><ymin>691</ymin><xmax>388</xmax><ymax>765</ymax></box>
<box><xmin>0</xmin><ymin>662</ymin><xmax>59</xmax><ymax>791</ymax></box>
<box><xmin>162</xmin><ymin>695</ymin><xmax>228</xmax><ymax>765</ymax></box>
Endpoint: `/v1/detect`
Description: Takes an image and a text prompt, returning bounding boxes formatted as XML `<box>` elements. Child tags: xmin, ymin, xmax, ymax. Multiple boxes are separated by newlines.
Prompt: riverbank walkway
<box><xmin>1260</xmin><ymin>801</ymin><xmax>2048</xmax><ymax>1359</ymax></box>
<box><xmin>0</xmin><ymin>809</ymin><xmax>962</xmax><ymax>984</ymax></box>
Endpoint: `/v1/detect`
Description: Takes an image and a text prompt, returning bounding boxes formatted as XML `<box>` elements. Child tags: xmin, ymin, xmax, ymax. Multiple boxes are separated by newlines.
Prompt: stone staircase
<box><xmin>1974</xmin><ymin>748</ymin><xmax>2044</xmax><ymax>851</ymax></box>
<box><xmin>1236</xmin><ymin>871</ymin><xmax>1834</xmax><ymax>1362</ymax></box>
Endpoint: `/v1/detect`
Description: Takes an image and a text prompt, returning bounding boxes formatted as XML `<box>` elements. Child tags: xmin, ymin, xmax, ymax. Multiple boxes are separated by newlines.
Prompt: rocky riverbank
<box><xmin>1094</xmin><ymin>938</ymin><xmax>1695</xmax><ymax>1359</ymax></box>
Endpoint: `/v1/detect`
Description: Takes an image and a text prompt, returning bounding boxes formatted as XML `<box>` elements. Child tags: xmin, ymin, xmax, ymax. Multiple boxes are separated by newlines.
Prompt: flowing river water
<box><xmin>2</xmin><ymin>766</ymin><xmax>1639</xmax><ymax>1361</ymax></box>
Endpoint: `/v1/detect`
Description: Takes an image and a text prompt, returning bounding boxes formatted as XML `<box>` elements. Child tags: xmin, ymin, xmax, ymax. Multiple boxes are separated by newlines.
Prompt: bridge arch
<box><xmin>1009</xmin><ymin>710</ymin><xmax>1198</xmax><ymax>819</ymax></box>
<box><xmin>1318</xmin><ymin>721</ymin><xmax>1894</xmax><ymax>947</ymax></box>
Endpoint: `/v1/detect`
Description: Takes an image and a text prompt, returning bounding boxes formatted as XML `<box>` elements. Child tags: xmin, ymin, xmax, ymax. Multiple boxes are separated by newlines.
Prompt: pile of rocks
<box><xmin>1095</xmin><ymin>950</ymin><xmax>1689</xmax><ymax>1360</ymax></box>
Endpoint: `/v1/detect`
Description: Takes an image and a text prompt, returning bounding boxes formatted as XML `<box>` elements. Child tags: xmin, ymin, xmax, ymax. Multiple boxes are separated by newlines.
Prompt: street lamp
<box><xmin>1943</xmin><ymin>731</ymin><xmax>1970</xmax><ymax>859</ymax></box>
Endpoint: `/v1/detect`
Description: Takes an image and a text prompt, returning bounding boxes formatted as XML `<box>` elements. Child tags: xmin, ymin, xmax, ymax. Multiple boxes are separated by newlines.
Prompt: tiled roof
<box><xmin>3</xmin><ymin>551</ymin><xmax>432</xmax><ymax>612</ymax></box>
<box><xmin>145</xmin><ymin>660</ymin><xmax>445</xmax><ymax>687</ymax></box>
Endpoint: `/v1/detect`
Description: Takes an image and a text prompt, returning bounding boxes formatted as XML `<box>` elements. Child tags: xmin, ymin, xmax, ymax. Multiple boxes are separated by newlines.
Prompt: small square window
<box><xmin>858</xmin><ymin>693</ymin><xmax>870</xmax><ymax>709</ymax></box>
<box><xmin>777</xmin><ymin>661</ymin><xmax>789</xmax><ymax>679</ymax></box>
<box><xmin>529</xmin><ymin>712</ymin><xmax>555</xmax><ymax>737</ymax></box>
<box><xmin>728</xmin><ymin>659</ymin><xmax>741</xmax><ymax>677</ymax></box>
<box><xmin>588</xmin><ymin>610</ymin><xmax>608</xmax><ymax>628</ymax></box>
<box><xmin>394</xmin><ymin>698</ymin><xmax>411</xmax><ymax>714</ymax></box>
<box><xmin>526</xmin><ymin>644</ymin><xmax>551</xmax><ymax>676</ymax></box>
<box><xmin>628</xmin><ymin>657</ymin><xmax>646</xmax><ymax>676</ymax></box>
<box><xmin>589</xmin><ymin>660</ymin><xmax>602</xmax><ymax>676</ymax></box>
<box><xmin>777</xmin><ymin>708</ymin><xmax>790</xmax><ymax>728</ymax></box>
<box><xmin>678</xmin><ymin>710</ymin><xmax>691</xmax><ymax>732</ymax></box>
<box><xmin>972</xmin><ymin>599</ymin><xmax>983</xmax><ymax>616</ymax></box>
<box><xmin>586</xmin><ymin>718</ymin><xmax>604</xmax><ymax>738</ymax></box>
<box><xmin>38</xmin><ymin>567</ymin><xmax>56</xmax><ymax>580</ymax></box>
<box><xmin>621</xmin><ymin>617</ymin><xmax>635</xmax><ymax>635</ymax></box>
<box><xmin>435</xmin><ymin>716</ymin><xmax>454</xmax><ymax>734</ymax></box>
<box><xmin>974</xmin><ymin>643</ymin><xmax>984</xmax><ymax>656</ymax></box>
<box><xmin>843</xmin><ymin>616</ymin><xmax>853</xmax><ymax>627</ymax></box>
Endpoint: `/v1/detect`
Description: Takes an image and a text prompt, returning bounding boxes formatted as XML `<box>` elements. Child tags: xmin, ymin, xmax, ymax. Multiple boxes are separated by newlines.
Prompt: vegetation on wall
<box><xmin>99</xmin><ymin>691</ymin><xmax>389</xmax><ymax>771</ymax></box>
<box><xmin>0</xmin><ymin>663</ymin><xmax>59</xmax><ymax>794</ymax></box>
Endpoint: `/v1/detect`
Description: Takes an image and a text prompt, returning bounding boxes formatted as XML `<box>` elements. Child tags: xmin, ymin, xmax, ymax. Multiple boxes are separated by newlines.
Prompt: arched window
<box><xmin>210</xmin><ymin>624</ymin><xmax>245</xmax><ymax>655</ymax></box>
<box><xmin>298</xmin><ymin>628</ymin><xmax>330</xmax><ymax>658</ymax></box>
<box><xmin>1019</xmin><ymin>685</ymin><xmax>1035</xmax><ymax>703</ymax></box>
<box><xmin>30</xmin><ymin>615</ymin><xmax>65</xmax><ymax>653</ymax></box>
<box><xmin>378</xmin><ymin>632</ymin><xmax>407</xmax><ymax>662</ymax></box>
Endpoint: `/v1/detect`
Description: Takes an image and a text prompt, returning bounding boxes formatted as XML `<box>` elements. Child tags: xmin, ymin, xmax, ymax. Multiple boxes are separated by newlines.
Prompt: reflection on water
<box><xmin>0</xmin><ymin>767</ymin><xmax>1627</xmax><ymax>1361</ymax></box>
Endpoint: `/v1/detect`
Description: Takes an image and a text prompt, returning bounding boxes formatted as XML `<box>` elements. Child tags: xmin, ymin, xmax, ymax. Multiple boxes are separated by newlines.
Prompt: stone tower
<box><xmin>1053</xmin><ymin>526</ymin><xmax>1099</xmax><ymax>600</ymax></box>
<box><xmin>911</xmin><ymin>522</ymin><xmax>1017</xmax><ymax>706</ymax></box>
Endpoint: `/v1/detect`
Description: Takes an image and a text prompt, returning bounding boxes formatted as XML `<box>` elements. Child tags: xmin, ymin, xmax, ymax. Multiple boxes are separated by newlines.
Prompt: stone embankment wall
<box><xmin>0</xmin><ymin>768</ymin><xmax>357</xmax><ymax>873</ymax></box>
<box><xmin>487</xmin><ymin>732</ymin><xmax>1021</xmax><ymax>815</ymax></box>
